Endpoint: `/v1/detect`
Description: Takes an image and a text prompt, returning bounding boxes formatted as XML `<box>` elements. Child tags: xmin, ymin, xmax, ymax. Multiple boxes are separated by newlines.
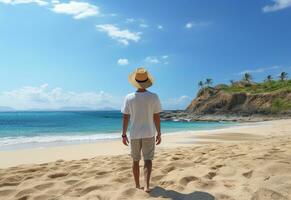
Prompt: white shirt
<box><xmin>121</xmin><ymin>91</ymin><xmax>162</xmax><ymax>139</ymax></box>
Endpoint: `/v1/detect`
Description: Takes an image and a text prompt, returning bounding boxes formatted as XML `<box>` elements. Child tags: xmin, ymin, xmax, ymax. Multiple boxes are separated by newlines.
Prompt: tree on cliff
<box><xmin>265</xmin><ymin>75</ymin><xmax>273</xmax><ymax>82</ymax></box>
<box><xmin>243</xmin><ymin>73</ymin><xmax>252</xmax><ymax>83</ymax></box>
<box><xmin>198</xmin><ymin>81</ymin><xmax>204</xmax><ymax>89</ymax></box>
<box><xmin>205</xmin><ymin>78</ymin><xmax>213</xmax><ymax>87</ymax></box>
<box><xmin>279</xmin><ymin>72</ymin><xmax>288</xmax><ymax>81</ymax></box>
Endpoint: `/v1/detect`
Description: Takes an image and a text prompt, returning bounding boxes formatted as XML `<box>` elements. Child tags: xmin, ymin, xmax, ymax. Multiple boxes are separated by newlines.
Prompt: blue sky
<box><xmin>0</xmin><ymin>0</ymin><xmax>291</xmax><ymax>110</ymax></box>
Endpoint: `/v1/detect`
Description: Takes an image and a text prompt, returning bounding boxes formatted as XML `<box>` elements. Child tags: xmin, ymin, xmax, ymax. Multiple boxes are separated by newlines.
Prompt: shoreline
<box><xmin>0</xmin><ymin>121</ymin><xmax>237</xmax><ymax>152</ymax></box>
<box><xmin>160</xmin><ymin>111</ymin><xmax>291</xmax><ymax>122</ymax></box>
<box><xmin>0</xmin><ymin>119</ymin><xmax>288</xmax><ymax>169</ymax></box>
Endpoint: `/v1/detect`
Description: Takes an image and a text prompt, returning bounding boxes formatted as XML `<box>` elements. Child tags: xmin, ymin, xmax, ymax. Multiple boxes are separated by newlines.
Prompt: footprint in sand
<box><xmin>251</xmin><ymin>188</ymin><xmax>288</xmax><ymax>200</ymax></box>
<box><xmin>34</xmin><ymin>182</ymin><xmax>55</xmax><ymax>190</ymax></box>
<box><xmin>47</xmin><ymin>172</ymin><xmax>68</xmax><ymax>178</ymax></box>
<box><xmin>68</xmin><ymin>164</ymin><xmax>81</xmax><ymax>170</ymax></box>
<box><xmin>179</xmin><ymin>176</ymin><xmax>199</xmax><ymax>186</ymax></box>
<box><xmin>170</xmin><ymin>156</ymin><xmax>181</xmax><ymax>161</ymax></box>
<box><xmin>96</xmin><ymin>171</ymin><xmax>110</xmax><ymax>176</ymax></box>
<box><xmin>120</xmin><ymin>187</ymin><xmax>138</xmax><ymax>196</ymax></box>
<box><xmin>65</xmin><ymin>179</ymin><xmax>80</xmax><ymax>185</ymax></box>
<box><xmin>211</xmin><ymin>164</ymin><xmax>224</xmax><ymax>170</ymax></box>
<box><xmin>111</xmin><ymin>177</ymin><xmax>129</xmax><ymax>183</ymax></box>
<box><xmin>151</xmin><ymin>175</ymin><xmax>164</xmax><ymax>182</ymax></box>
<box><xmin>159</xmin><ymin>180</ymin><xmax>175</xmax><ymax>187</ymax></box>
<box><xmin>80</xmin><ymin>185</ymin><xmax>102</xmax><ymax>195</ymax></box>
<box><xmin>17</xmin><ymin>195</ymin><xmax>30</xmax><ymax>200</ymax></box>
<box><xmin>215</xmin><ymin>193</ymin><xmax>234</xmax><ymax>200</ymax></box>
<box><xmin>204</xmin><ymin>171</ymin><xmax>217</xmax><ymax>180</ymax></box>
<box><xmin>242</xmin><ymin>170</ymin><xmax>253</xmax><ymax>179</ymax></box>
<box><xmin>161</xmin><ymin>165</ymin><xmax>175</xmax><ymax>173</ymax></box>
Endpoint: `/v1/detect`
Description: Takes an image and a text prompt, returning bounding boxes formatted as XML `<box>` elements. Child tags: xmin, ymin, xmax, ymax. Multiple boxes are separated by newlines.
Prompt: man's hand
<box><xmin>122</xmin><ymin>135</ymin><xmax>129</xmax><ymax>146</ymax></box>
<box><xmin>156</xmin><ymin>134</ymin><xmax>161</xmax><ymax>145</ymax></box>
<box><xmin>122</xmin><ymin>114</ymin><xmax>130</xmax><ymax>146</ymax></box>
<box><xmin>153</xmin><ymin>113</ymin><xmax>161</xmax><ymax>145</ymax></box>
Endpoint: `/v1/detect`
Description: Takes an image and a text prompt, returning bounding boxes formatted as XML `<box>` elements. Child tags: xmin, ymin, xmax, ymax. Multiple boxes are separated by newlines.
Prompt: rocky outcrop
<box><xmin>186</xmin><ymin>87</ymin><xmax>291</xmax><ymax>115</ymax></box>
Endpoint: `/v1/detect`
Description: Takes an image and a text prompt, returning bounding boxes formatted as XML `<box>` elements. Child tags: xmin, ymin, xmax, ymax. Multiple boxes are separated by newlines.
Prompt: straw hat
<box><xmin>128</xmin><ymin>67</ymin><xmax>154</xmax><ymax>89</ymax></box>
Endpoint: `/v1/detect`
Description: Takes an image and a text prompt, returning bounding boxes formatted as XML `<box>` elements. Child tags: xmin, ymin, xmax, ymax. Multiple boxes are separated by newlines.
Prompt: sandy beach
<box><xmin>0</xmin><ymin>119</ymin><xmax>291</xmax><ymax>200</ymax></box>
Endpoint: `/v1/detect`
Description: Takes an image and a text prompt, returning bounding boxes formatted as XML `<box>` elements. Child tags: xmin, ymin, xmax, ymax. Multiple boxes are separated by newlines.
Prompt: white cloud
<box><xmin>145</xmin><ymin>56</ymin><xmax>160</xmax><ymax>64</ymax></box>
<box><xmin>163</xmin><ymin>95</ymin><xmax>191</xmax><ymax>110</ymax></box>
<box><xmin>96</xmin><ymin>24</ymin><xmax>141</xmax><ymax>46</ymax></box>
<box><xmin>125</xmin><ymin>18</ymin><xmax>146</xmax><ymax>24</ymax></box>
<box><xmin>238</xmin><ymin>66</ymin><xmax>281</xmax><ymax>75</ymax></box>
<box><xmin>263</xmin><ymin>0</ymin><xmax>291</xmax><ymax>12</ymax></box>
<box><xmin>139</xmin><ymin>23</ymin><xmax>148</xmax><ymax>28</ymax></box>
<box><xmin>125</xmin><ymin>18</ymin><xmax>150</xmax><ymax>29</ymax></box>
<box><xmin>145</xmin><ymin>55</ymin><xmax>169</xmax><ymax>65</ymax></box>
<box><xmin>185</xmin><ymin>22</ymin><xmax>193</xmax><ymax>29</ymax></box>
<box><xmin>0</xmin><ymin>0</ymin><xmax>48</xmax><ymax>6</ymax></box>
<box><xmin>51</xmin><ymin>1</ymin><xmax>99</xmax><ymax>19</ymax></box>
<box><xmin>0</xmin><ymin>84</ymin><xmax>121</xmax><ymax>110</ymax></box>
<box><xmin>185</xmin><ymin>21</ymin><xmax>211</xmax><ymax>29</ymax></box>
<box><xmin>109</xmin><ymin>13</ymin><xmax>118</xmax><ymax>17</ymax></box>
<box><xmin>157</xmin><ymin>25</ymin><xmax>163</xmax><ymax>30</ymax></box>
<box><xmin>125</xmin><ymin>18</ymin><xmax>136</xmax><ymax>23</ymax></box>
<box><xmin>117</xmin><ymin>58</ymin><xmax>129</xmax><ymax>66</ymax></box>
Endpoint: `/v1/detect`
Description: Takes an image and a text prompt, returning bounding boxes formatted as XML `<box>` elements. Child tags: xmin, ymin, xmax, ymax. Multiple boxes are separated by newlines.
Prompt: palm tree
<box><xmin>265</xmin><ymin>75</ymin><xmax>273</xmax><ymax>82</ymax></box>
<box><xmin>198</xmin><ymin>81</ymin><xmax>204</xmax><ymax>89</ymax></box>
<box><xmin>243</xmin><ymin>73</ymin><xmax>252</xmax><ymax>83</ymax></box>
<box><xmin>279</xmin><ymin>72</ymin><xmax>288</xmax><ymax>81</ymax></box>
<box><xmin>205</xmin><ymin>78</ymin><xmax>213</xmax><ymax>87</ymax></box>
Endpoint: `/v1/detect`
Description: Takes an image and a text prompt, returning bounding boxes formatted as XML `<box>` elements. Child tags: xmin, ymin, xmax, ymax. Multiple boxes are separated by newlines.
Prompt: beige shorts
<box><xmin>130</xmin><ymin>137</ymin><xmax>155</xmax><ymax>161</ymax></box>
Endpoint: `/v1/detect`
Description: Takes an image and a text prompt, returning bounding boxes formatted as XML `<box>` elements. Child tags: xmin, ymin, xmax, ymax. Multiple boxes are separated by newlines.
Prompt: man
<box><xmin>121</xmin><ymin>67</ymin><xmax>162</xmax><ymax>193</ymax></box>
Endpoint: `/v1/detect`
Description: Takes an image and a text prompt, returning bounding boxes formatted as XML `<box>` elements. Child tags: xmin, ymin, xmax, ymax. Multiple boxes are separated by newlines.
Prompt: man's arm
<box><xmin>153</xmin><ymin>113</ymin><xmax>161</xmax><ymax>145</ymax></box>
<box><xmin>122</xmin><ymin>114</ymin><xmax>130</xmax><ymax>146</ymax></box>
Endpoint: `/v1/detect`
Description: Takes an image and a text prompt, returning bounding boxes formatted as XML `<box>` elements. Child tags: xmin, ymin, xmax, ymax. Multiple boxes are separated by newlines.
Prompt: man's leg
<box><xmin>131</xmin><ymin>139</ymin><xmax>142</xmax><ymax>189</ymax></box>
<box><xmin>132</xmin><ymin>160</ymin><xmax>140</xmax><ymax>188</ymax></box>
<box><xmin>142</xmin><ymin>137</ymin><xmax>155</xmax><ymax>192</ymax></box>
<box><xmin>143</xmin><ymin>160</ymin><xmax>152</xmax><ymax>192</ymax></box>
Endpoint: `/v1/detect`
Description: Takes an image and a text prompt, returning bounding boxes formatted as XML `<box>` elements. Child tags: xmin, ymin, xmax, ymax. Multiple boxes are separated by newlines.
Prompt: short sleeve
<box><xmin>153</xmin><ymin>95</ymin><xmax>162</xmax><ymax>114</ymax></box>
<box><xmin>121</xmin><ymin>96</ymin><xmax>130</xmax><ymax>114</ymax></box>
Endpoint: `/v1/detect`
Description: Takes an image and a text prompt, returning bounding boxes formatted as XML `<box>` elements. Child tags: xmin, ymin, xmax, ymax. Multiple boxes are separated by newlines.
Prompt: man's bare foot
<box><xmin>144</xmin><ymin>187</ymin><xmax>151</xmax><ymax>193</ymax></box>
<box><xmin>135</xmin><ymin>185</ymin><xmax>141</xmax><ymax>189</ymax></box>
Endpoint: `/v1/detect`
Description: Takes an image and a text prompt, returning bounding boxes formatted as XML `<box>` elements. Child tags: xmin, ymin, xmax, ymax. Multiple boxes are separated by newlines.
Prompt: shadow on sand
<box><xmin>150</xmin><ymin>186</ymin><xmax>215</xmax><ymax>200</ymax></box>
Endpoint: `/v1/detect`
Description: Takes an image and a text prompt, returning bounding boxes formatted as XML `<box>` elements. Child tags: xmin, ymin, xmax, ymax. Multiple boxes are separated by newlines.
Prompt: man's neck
<box><xmin>137</xmin><ymin>89</ymin><xmax>147</xmax><ymax>93</ymax></box>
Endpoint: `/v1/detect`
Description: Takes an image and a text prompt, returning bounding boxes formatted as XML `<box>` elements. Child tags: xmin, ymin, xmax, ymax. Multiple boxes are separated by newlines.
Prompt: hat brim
<box><xmin>128</xmin><ymin>72</ymin><xmax>154</xmax><ymax>89</ymax></box>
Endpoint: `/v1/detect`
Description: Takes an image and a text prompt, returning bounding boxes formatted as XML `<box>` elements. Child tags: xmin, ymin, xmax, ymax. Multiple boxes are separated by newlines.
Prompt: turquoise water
<box><xmin>0</xmin><ymin>111</ymin><xmax>236</xmax><ymax>150</ymax></box>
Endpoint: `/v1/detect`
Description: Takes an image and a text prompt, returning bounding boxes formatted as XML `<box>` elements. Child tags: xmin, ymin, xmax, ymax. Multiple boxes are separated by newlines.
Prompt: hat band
<box><xmin>135</xmin><ymin>78</ymin><xmax>148</xmax><ymax>83</ymax></box>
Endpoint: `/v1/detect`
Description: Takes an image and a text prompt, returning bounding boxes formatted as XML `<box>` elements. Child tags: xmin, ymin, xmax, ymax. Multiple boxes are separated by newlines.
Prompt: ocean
<box><xmin>0</xmin><ymin>111</ymin><xmax>236</xmax><ymax>150</ymax></box>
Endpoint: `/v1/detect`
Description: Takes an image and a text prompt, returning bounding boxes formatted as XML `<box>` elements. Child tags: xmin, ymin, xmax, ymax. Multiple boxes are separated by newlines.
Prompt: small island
<box><xmin>161</xmin><ymin>72</ymin><xmax>291</xmax><ymax>122</ymax></box>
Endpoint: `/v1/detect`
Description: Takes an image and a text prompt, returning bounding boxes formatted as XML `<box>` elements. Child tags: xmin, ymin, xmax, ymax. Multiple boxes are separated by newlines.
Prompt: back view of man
<box><xmin>121</xmin><ymin>67</ymin><xmax>162</xmax><ymax>192</ymax></box>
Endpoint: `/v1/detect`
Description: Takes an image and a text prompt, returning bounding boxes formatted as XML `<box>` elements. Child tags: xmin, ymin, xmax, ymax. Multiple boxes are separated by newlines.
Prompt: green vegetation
<box><xmin>198</xmin><ymin>72</ymin><xmax>291</xmax><ymax>94</ymax></box>
<box><xmin>271</xmin><ymin>98</ymin><xmax>291</xmax><ymax>113</ymax></box>
<box><xmin>222</xmin><ymin>80</ymin><xmax>291</xmax><ymax>94</ymax></box>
